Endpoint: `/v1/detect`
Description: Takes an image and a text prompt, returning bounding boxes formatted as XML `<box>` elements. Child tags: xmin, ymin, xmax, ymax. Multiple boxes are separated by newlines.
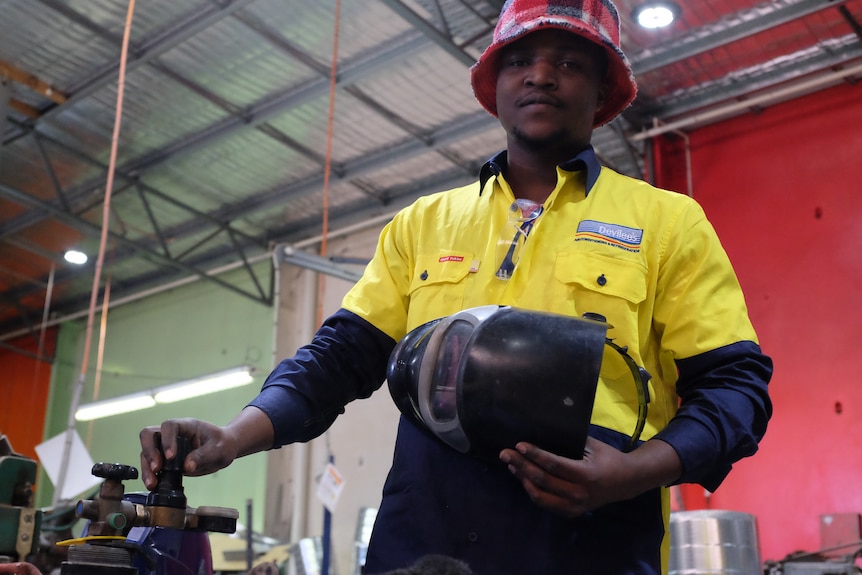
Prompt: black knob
<box><xmin>162</xmin><ymin>435</ymin><xmax>190</xmax><ymax>473</ymax></box>
<box><xmin>146</xmin><ymin>434</ymin><xmax>188</xmax><ymax>510</ymax></box>
<box><xmin>92</xmin><ymin>463</ymin><xmax>139</xmax><ymax>481</ymax></box>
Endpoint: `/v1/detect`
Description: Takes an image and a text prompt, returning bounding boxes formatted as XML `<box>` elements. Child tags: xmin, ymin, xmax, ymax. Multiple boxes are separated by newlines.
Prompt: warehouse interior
<box><xmin>2</xmin><ymin>0</ymin><xmax>862</xmax><ymax>573</ymax></box>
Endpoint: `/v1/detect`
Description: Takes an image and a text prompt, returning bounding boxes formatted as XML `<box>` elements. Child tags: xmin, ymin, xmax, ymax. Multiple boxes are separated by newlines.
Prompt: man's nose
<box><xmin>525</xmin><ymin>60</ymin><xmax>558</xmax><ymax>87</ymax></box>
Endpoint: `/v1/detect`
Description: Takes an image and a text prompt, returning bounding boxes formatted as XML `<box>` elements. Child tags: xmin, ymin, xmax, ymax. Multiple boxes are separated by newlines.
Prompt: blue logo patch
<box><xmin>575</xmin><ymin>220</ymin><xmax>643</xmax><ymax>253</ymax></box>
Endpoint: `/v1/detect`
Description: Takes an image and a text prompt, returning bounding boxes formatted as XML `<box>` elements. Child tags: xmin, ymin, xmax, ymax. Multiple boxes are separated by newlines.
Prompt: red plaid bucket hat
<box><xmin>470</xmin><ymin>0</ymin><xmax>637</xmax><ymax>127</ymax></box>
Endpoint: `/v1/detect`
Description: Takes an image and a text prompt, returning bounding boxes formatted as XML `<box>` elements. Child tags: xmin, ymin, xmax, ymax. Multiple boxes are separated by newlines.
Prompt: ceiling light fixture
<box><xmin>74</xmin><ymin>365</ymin><xmax>255</xmax><ymax>421</ymax></box>
<box><xmin>75</xmin><ymin>392</ymin><xmax>156</xmax><ymax>421</ymax></box>
<box><xmin>64</xmin><ymin>249</ymin><xmax>88</xmax><ymax>265</ymax></box>
<box><xmin>633</xmin><ymin>2</ymin><xmax>680</xmax><ymax>29</ymax></box>
<box><xmin>153</xmin><ymin>366</ymin><xmax>255</xmax><ymax>404</ymax></box>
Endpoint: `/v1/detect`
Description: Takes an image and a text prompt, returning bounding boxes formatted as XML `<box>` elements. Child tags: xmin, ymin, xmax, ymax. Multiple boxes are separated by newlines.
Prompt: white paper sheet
<box><xmin>35</xmin><ymin>429</ymin><xmax>101</xmax><ymax>501</ymax></box>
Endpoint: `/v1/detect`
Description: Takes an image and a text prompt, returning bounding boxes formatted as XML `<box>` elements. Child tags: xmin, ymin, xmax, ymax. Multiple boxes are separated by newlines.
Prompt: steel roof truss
<box><xmin>33</xmin><ymin>134</ymin><xmax>71</xmax><ymax>212</ymax></box>
<box><xmin>0</xmin><ymin>181</ymin><xmax>272</xmax><ymax>307</ymax></box>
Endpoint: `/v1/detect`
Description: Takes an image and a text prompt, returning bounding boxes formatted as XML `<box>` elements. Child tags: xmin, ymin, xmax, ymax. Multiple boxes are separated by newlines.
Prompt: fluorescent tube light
<box><xmin>153</xmin><ymin>366</ymin><xmax>255</xmax><ymax>404</ymax></box>
<box><xmin>75</xmin><ymin>392</ymin><xmax>156</xmax><ymax>421</ymax></box>
<box><xmin>74</xmin><ymin>366</ymin><xmax>255</xmax><ymax>421</ymax></box>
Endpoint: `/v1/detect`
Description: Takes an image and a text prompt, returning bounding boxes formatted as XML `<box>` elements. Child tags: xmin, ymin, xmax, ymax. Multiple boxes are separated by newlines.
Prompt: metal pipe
<box><xmin>321</xmin><ymin>455</ymin><xmax>334</xmax><ymax>575</ymax></box>
<box><xmin>679</xmin><ymin>129</ymin><xmax>694</xmax><ymax>198</ymax></box>
<box><xmin>630</xmin><ymin>60</ymin><xmax>862</xmax><ymax>142</ymax></box>
<box><xmin>0</xmin><ymin>80</ymin><xmax>10</xmax><ymax>133</ymax></box>
<box><xmin>246</xmin><ymin>498</ymin><xmax>254</xmax><ymax>571</ymax></box>
<box><xmin>280</xmin><ymin>246</ymin><xmax>363</xmax><ymax>283</ymax></box>
<box><xmin>287</xmin><ymin>269</ymin><xmax>318</xmax><ymax>543</ymax></box>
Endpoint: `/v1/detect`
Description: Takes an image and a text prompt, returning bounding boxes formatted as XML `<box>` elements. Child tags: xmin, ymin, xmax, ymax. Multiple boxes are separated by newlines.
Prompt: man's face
<box><xmin>495</xmin><ymin>29</ymin><xmax>608</xmax><ymax>153</ymax></box>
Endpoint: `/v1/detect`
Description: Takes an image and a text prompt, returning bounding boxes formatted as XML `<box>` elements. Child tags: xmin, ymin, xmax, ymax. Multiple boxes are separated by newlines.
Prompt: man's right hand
<box><xmin>139</xmin><ymin>406</ymin><xmax>275</xmax><ymax>490</ymax></box>
<box><xmin>139</xmin><ymin>419</ymin><xmax>239</xmax><ymax>490</ymax></box>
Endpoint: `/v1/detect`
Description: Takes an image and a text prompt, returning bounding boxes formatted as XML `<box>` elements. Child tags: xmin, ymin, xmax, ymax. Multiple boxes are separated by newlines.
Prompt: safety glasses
<box><xmin>495</xmin><ymin>199</ymin><xmax>543</xmax><ymax>280</ymax></box>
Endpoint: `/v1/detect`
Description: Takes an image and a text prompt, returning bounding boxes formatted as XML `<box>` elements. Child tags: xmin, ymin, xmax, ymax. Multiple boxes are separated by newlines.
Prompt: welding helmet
<box><xmin>387</xmin><ymin>306</ymin><xmax>615</xmax><ymax>461</ymax></box>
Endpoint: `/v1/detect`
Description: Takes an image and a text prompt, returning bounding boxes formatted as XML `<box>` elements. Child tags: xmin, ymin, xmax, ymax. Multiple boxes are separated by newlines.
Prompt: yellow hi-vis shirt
<box><xmin>342</xmin><ymin>159</ymin><xmax>759</xmax><ymax>442</ymax></box>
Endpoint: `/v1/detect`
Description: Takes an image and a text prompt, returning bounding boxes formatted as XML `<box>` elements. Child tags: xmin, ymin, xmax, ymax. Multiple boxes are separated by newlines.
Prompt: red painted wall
<box><xmin>0</xmin><ymin>332</ymin><xmax>55</xmax><ymax>460</ymax></box>
<box><xmin>656</xmin><ymin>81</ymin><xmax>862</xmax><ymax>561</ymax></box>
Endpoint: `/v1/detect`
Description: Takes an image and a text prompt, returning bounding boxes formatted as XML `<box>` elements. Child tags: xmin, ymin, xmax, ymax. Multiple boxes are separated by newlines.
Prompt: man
<box><xmin>140</xmin><ymin>1</ymin><xmax>772</xmax><ymax>573</ymax></box>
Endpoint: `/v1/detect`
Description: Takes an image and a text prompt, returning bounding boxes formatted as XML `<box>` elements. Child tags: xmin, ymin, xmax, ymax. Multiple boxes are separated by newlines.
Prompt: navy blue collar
<box><xmin>478</xmin><ymin>146</ymin><xmax>602</xmax><ymax>197</ymax></box>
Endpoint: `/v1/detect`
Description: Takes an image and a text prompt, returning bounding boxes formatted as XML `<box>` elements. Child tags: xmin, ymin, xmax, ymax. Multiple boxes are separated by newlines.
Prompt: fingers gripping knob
<box><xmin>145</xmin><ymin>434</ymin><xmax>189</xmax><ymax>528</ymax></box>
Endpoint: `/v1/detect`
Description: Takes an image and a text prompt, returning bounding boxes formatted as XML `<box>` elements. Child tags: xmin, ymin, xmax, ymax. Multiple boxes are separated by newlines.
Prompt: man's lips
<box><xmin>517</xmin><ymin>93</ymin><xmax>562</xmax><ymax>108</ymax></box>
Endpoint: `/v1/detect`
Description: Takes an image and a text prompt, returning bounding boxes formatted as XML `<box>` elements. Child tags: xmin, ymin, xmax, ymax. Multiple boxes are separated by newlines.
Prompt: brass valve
<box><xmin>74</xmin><ymin>435</ymin><xmax>237</xmax><ymax>535</ymax></box>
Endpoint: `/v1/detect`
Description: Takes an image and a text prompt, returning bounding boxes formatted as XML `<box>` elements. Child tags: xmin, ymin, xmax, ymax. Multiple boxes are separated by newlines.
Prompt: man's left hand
<box><xmin>499</xmin><ymin>436</ymin><xmax>682</xmax><ymax>517</ymax></box>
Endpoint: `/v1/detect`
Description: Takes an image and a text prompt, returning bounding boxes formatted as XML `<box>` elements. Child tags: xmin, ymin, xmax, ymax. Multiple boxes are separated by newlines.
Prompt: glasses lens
<box><xmin>512</xmin><ymin>198</ymin><xmax>542</xmax><ymax>222</ymax></box>
<box><xmin>495</xmin><ymin>228</ymin><xmax>526</xmax><ymax>280</ymax></box>
<box><xmin>495</xmin><ymin>200</ymin><xmax>542</xmax><ymax>280</ymax></box>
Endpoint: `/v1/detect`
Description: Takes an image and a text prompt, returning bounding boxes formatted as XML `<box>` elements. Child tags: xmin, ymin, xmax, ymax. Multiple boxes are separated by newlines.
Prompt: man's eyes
<box><xmin>504</xmin><ymin>57</ymin><xmax>529</xmax><ymax>67</ymax></box>
<box><xmin>561</xmin><ymin>59</ymin><xmax>586</xmax><ymax>70</ymax></box>
<box><xmin>502</xmin><ymin>56</ymin><xmax>587</xmax><ymax>69</ymax></box>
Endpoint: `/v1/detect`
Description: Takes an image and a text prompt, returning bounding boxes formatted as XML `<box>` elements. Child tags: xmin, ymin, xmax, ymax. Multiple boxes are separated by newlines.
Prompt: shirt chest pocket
<box><xmin>554</xmin><ymin>251</ymin><xmax>648</xmax><ymax>380</ymax></box>
<box><xmin>555</xmin><ymin>251</ymin><xmax>647</xmax><ymax>304</ymax></box>
<box><xmin>406</xmin><ymin>252</ymin><xmax>473</xmax><ymax>326</ymax></box>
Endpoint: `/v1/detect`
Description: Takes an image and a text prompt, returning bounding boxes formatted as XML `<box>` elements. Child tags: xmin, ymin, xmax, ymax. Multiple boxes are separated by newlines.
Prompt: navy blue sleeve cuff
<box><xmin>247</xmin><ymin>385</ymin><xmax>319</xmax><ymax>447</ymax></box>
<box><xmin>654</xmin><ymin>417</ymin><xmax>731</xmax><ymax>491</ymax></box>
<box><xmin>655</xmin><ymin>340</ymin><xmax>772</xmax><ymax>491</ymax></box>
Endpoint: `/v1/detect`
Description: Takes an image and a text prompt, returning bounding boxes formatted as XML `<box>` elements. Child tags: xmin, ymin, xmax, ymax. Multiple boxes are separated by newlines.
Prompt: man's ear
<box><xmin>592</xmin><ymin>78</ymin><xmax>610</xmax><ymax>124</ymax></box>
<box><xmin>596</xmin><ymin>78</ymin><xmax>610</xmax><ymax>110</ymax></box>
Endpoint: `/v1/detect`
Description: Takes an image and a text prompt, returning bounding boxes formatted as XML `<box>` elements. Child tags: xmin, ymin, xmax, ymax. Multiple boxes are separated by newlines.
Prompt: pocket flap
<box><xmin>408</xmin><ymin>252</ymin><xmax>474</xmax><ymax>294</ymax></box>
<box><xmin>555</xmin><ymin>252</ymin><xmax>647</xmax><ymax>304</ymax></box>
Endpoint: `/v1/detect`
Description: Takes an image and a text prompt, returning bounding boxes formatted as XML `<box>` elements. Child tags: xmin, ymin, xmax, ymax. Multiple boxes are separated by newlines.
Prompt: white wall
<box><xmin>266</xmin><ymin>227</ymin><xmax>401</xmax><ymax>575</ymax></box>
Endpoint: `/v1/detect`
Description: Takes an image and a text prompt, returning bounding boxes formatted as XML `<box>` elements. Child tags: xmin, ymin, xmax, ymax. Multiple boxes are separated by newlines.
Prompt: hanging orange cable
<box><xmin>316</xmin><ymin>0</ymin><xmax>342</xmax><ymax>327</ymax></box>
<box><xmin>79</xmin><ymin>0</ymin><xmax>135</xmax><ymax>391</ymax></box>
<box><xmin>56</xmin><ymin>0</ymin><xmax>136</xmax><ymax>503</ymax></box>
<box><xmin>86</xmin><ymin>267</ymin><xmax>113</xmax><ymax>449</ymax></box>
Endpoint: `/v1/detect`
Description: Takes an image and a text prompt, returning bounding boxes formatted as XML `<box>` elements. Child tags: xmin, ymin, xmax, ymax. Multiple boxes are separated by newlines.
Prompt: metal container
<box><xmin>669</xmin><ymin>510</ymin><xmax>762</xmax><ymax>575</ymax></box>
<box><xmin>782</xmin><ymin>562</ymin><xmax>857</xmax><ymax>575</ymax></box>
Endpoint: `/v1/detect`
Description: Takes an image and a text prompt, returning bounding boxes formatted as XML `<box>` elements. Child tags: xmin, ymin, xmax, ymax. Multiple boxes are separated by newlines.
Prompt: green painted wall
<box><xmin>36</xmin><ymin>262</ymin><xmax>274</xmax><ymax>535</ymax></box>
